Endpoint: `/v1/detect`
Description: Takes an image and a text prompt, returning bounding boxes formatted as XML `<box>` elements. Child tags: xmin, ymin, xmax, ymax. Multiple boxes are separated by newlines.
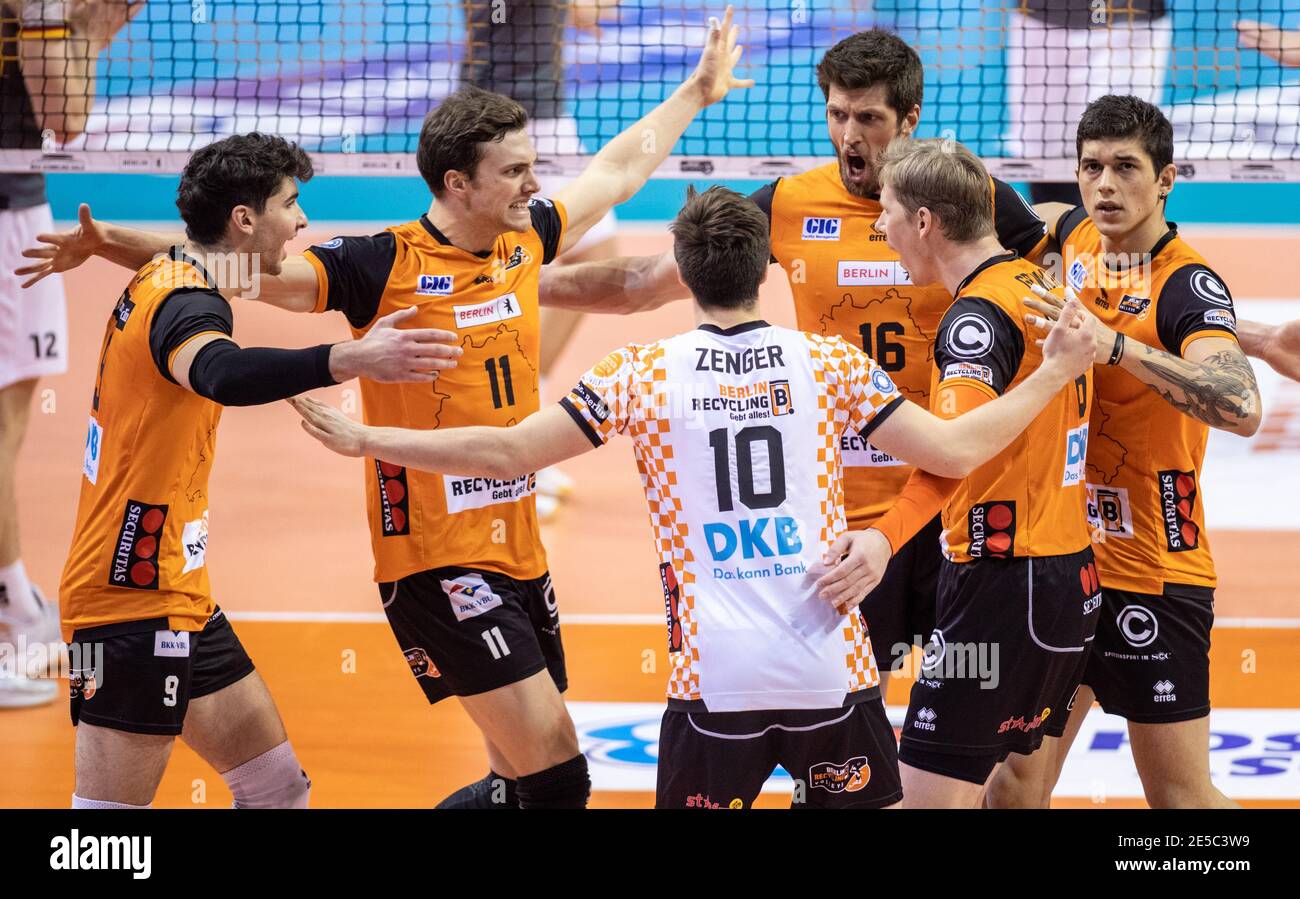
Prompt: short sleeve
<box><xmin>149</xmin><ymin>288</ymin><xmax>235</xmax><ymax>383</ymax></box>
<box><xmin>842</xmin><ymin>341</ymin><xmax>906</xmax><ymax>439</ymax></box>
<box><xmin>991</xmin><ymin>178</ymin><xmax>1047</xmax><ymax>259</ymax></box>
<box><xmin>559</xmin><ymin>345</ymin><xmax>640</xmax><ymax>447</ymax></box>
<box><xmin>528</xmin><ymin>197</ymin><xmax>567</xmax><ymax>265</ymax></box>
<box><xmin>1154</xmin><ymin>264</ymin><xmax>1239</xmax><ymax>356</ymax></box>
<box><xmin>302</xmin><ymin>232</ymin><xmax>397</xmax><ymax>330</ymax></box>
<box><xmin>933</xmin><ymin>297</ymin><xmax>1025</xmax><ymax>398</ymax></box>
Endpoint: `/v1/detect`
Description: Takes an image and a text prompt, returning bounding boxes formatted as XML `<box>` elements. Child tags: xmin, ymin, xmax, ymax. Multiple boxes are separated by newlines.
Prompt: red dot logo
<box><xmin>384</xmin><ymin>479</ymin><xmax>406</xmax><ymax>504</ymax></box>
<box><xmin>1175</xmin><ymin>474</ymin><xmax>1194</xmax><ymax>497</ymax></box>
<box><xmin>1181</xmin><ymin>522</ymin><xmax>1198</xmax><ymax>546</ymax></box>
<box><xmin>135</xmin><ymin>536</ymin><xmax>157</xmax><ymax>559</ymax></box>
<box><xmin>988</xmin><ymin>504</ymin><xmax>1013</xmax><ymax>530</ymax></box>
<box><xmin>1079</xmin><ymin>567</ymin><xmax>1091</xmax><ymax>595</ymax></box>
<box><xmin>141</xmin><ymin>509</ymin><xmax>164</xmax><ymax>533</ymax></box>
<box><xmin>987</xmin><ymin>532</ymin><xmax>1012</xmax><ymax>554</ymax></box>
<box><xmin>379</xmin><ymin>462</ymin><xmax>403</xmax><ymax>478</ymax></box>
<box><xmin>390</xmin><ymin>507</ymin><xmax>407</xmax><ymax>532</ymax></box>
<box><xmin>130</xmin><ymin>560</ymin><xmax>156</xmax><ymax>586</ymax></box>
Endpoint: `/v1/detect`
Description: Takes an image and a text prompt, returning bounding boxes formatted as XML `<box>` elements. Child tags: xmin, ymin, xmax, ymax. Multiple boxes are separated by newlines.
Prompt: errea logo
<box><xmin>801</xmin><ymin>217</ymin><xmax>841</xmax><ymax>240</ymax></box>
<box><xmin>416</xmin><ymin>274</ymin><xmax>453</xmax><ymax>296</ymax></box>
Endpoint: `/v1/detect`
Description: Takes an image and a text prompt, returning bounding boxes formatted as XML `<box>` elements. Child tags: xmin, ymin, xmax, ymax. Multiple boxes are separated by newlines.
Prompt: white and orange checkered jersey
<box><xmin>560</xmin><ymin>321</ymin><xmax>905</xmax><ymax>713</ymax></box>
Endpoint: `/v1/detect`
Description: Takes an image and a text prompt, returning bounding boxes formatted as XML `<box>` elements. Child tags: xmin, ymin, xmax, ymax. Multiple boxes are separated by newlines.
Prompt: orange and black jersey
<box><xmin>60</xmin><ymin>250</ymin><xmax>231</xmax><ymax>640</ymax></box>
<box><xmin>1056</xmin><ymin>207</ymin><xmax>1239</xmax><ymax>593</ymax></box>
<box><xmin>930</xmin><ymin>253</ymin><xmax>1093</xmax><ymax>563</ymax></box>
<box><xmin>303</xmin><ymin>199</ymin><xmax>566</xmax><ymax>584</ymax></box>
<box><xmin>747</xmin><ymin>164</ymin><xmax>1047</xmax><ymax>529</ymax></box>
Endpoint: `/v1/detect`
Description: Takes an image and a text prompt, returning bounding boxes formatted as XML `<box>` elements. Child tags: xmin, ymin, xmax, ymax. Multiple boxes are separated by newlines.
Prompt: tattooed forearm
<box><xmin>1128</xmin><ymin>342</ymin><xmax>1261</xmax><ymax>433</ymax></box>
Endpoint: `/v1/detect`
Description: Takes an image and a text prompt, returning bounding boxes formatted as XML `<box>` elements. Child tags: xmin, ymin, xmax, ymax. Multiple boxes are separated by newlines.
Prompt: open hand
<box><xmin>1025</xmin><ymin>283</ymin><xmax>1112</xmax><ymax>366</ymax></box>
<box><xmin>331</xmin><ymin>306</ymin><xmax>463</xmax><ymax>383</ymax></box>
<box><xmin>15</xmin><ymin>203</ymin><xmax>105</xmax><ymax>288</ymax></box>
<box><xmin>686</xmin><ymin>6</ymin><xmax>755</xmax><ymax>107</ymax></box>
<box><xmin>289</xmin><ymin>395</ymin><xmax>368</xmax><ymax>457</ymax></box>
<box><xmin>816</xmin><ymin>529</ymin><xmax>892</xmax><ymax>615</ymax></box>
<box><xmin>1236</xmin><ymin>20</ymin><xmax>1300</xmax><ymax>68</ymax></box>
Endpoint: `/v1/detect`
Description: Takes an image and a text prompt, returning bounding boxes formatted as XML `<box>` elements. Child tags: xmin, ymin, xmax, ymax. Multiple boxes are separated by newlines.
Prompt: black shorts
<box><xmin>380</xmin><ymin>566</ymin><xmax>567</xmax><ymax>704</ymax></box>
<box><xmin>655</xmin><ymin>695</ymin><xmax>903</xmax><ymax>809</ymax></box>
<box><xmin>898</xmin><ymin>547</ymin><xmax>1102</xmax><ymax>785</ymax></box>
<box><xmin>1082</xmin><ymin>583</ymin><xmax>1213</xmax><ymax>724</ymax></box>
<box><xmin>68</xmin><ymin>607</ymin><xmax>255</xmax><ymax>736</ymax></box>
<box><xmin>859</xmin><ymin>515</ymin><xmax>941</xmax><ymax>673</ymax></box>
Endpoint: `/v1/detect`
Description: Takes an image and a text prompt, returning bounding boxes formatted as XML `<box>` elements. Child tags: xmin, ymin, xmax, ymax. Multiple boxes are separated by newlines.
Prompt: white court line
<box><xmin>224</xmin><ymin>611</ymin><xmax>1299</xmax><ymax>627</ymax></box>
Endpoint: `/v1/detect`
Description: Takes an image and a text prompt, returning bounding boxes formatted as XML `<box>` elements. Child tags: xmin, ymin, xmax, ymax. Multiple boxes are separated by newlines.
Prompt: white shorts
<box><xmin>1004</xmin><ymin>14</ymin><xmax>1174</xmax><ymax>160</ymax></box>
<box><xmin>0</xmin><ymin>204</ymin><xmax>69</xmax><ymax>390</ymax></box>
<box><xmin>528</xmin><ymin>116</ymin><xmax>619</xmax><ymax>252</ymax></box>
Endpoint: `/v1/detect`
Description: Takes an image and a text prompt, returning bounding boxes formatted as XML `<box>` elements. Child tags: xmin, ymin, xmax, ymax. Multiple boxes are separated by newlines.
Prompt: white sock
<box><xmin>222</xmin><ymin>740</ymin><xmax>311</xmax><ymax>809</ymax></box>
<box><xmin>0</xmin><ymin>560</ymin><xmax>41</xmax><ymax>624</ymax></box>
<box><xmin>72</xmin><ymin>793</ymin><xmax>151</xmax><ymax>809</ymax></box>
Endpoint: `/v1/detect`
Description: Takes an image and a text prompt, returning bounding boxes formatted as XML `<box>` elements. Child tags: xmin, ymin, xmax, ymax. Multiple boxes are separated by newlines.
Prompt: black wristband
<box><xmin>1107</xmin><ymin>332</ymin><xmax>1126</xmax><ymax>366</ymax></box>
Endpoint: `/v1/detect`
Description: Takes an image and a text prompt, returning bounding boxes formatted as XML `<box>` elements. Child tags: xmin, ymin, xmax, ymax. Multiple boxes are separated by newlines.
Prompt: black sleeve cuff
<box><xmin>858</xmin><ymin>394</ymin><xmax>906</xmax><ymax>441</ymax></box>
<box><xmin>559</xmin><ymin>396</ymin><xmax>603</xmax><ymax>448</ymax></box>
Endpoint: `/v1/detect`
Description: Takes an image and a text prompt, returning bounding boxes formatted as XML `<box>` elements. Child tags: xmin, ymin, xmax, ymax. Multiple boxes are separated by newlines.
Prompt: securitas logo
<box><xmin>968</xmin><ymin>501</ymin><xmax>1015</xmax><ymax>559</ymax></box>
<box><xmin>416</xmin><ymin>273</ymin><xmax>453</xmax><ymax>296</ymax></box>
<box><xmin>108</xmin><ymin>500</ymin><xmax>167</xmax><ymax>590</ymax></box>
<box><xmin>801</xmin><ymin>217</ymin><xmax>841</xmax><ymax>240</ymax></box>
<box><xmin>1158</xmin><ymin>469</ymin><xmax>1199</xmax><ymax>552</ymax></box>
<box><xmin>375</xmin><ymin>460</ymin><xmax>411</xmax><ymax>536</ymax></box>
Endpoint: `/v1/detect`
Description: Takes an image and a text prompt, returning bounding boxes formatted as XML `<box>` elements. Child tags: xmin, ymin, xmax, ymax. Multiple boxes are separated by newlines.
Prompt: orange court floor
<box><xmin>4</xmin><ymin>224</ymin><xmax>1299</xmax><ymax>809</ymax></box>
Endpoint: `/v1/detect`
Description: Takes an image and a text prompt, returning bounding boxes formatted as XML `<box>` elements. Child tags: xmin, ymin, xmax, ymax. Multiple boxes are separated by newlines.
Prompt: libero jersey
<box><xmin>755</xmin><ymin>162</ymin><xmax>1046</xmax><ymax>529</ymax></box>
<box><xmin>561</xmin><ymin>321</ymin><xmax>903</xmax><ymax>712</ymax></box>
<box><xmin>304</xmin><ymin>200</ymin><xmax>565</xmax><ymax>583</ymax></box>
<box><xmin>60</xmin><ymin>251</ymin><xmax>221</xmax><ymax>640</ymax></box>
<box><xmin>1058</xmin><ymin>209</ymin><xmax>1240</xmax><ymax>593</ymax></box>
<box><xmin>931</xmin><ymin>254</ymin><xmax>1093</xmax><ymax>563</ymax></box>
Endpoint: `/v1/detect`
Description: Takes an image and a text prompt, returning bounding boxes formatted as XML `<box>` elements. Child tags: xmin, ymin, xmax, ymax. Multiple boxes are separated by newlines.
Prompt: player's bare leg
<box><xmin>1128</xmin><ymin>717</ymin><xmax>1238</xmax><ymax>808</ymax></box>
<box><xmin>458</xmin><ymin>670</ymin><xmax>588</xmax><ymax>808</ymax></box>
<box><xmin>73</xmin><ymin>723</ymin><xmax>174</xmax><ymax>807</ymax></box>
<box><xmin>0</xmin><ymin>377</ymin><xmax>58</xmax><ymax>707</ymax></box>
<box><xmin>899</xmin><ymin>762</ymin><xmax>988</xmax><ymax>809</ymax></box>
<box><xmin>987</xmin><ymin>685</ymin><xmax>1094</xmax><ymax>808</ymax></box>
<box><xmin>181</xmin><ymin>671</ymin><xmax>310</xmax><ymax>808</ymax></box>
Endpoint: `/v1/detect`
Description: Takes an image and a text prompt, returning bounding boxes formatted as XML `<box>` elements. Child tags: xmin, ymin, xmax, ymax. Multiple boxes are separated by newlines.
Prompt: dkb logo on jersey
<box><xmin>968</xmin><ymin>501</ymin><xmax>1016</xmax><ymax>559</ymax></box>
<box><xmin>108</xmin><ymin>500</ymin><xmax>167</xmax><ymax>590</ymax></box>
<box><xmin>374</xmin><ymin>460</ymin><xmax>411</xmax><ymax>536</ymax></box>
<box><xmin>704</xmin><ymin>517</ymin><xmax>802</xmax><ymax>561</ymax></box>
<box><xmin>768</xmin><ymin>380</ymin><xmax>793</xmax><ymax>416</ymax></box>
<box><xmin>1062</xmin><ymin>423</ymin><xmax>1089</xmax><ymax>487</ymax></box>
<box><xmin>808</xmin><ymin>757</ymin><xmax>871</xmax><ymax>794</ymax></box>
<box><xmin>801</xmin><ymin>217</ymin><xmax>841</xmax><ymax>240</ymax></box>
<box><xmin>660</xmin><ymin>563</ymin><xmax>683</xmax><ymax>653</ymax></box>
<box><xmin>416</xmin><ymin>274</ymin><xmax>453</xmax><ymax>296</ymax></box>
<box><xmin>1157</xmin><ymin>469</ymin><xmax>1199</xmax><ymax>552</ymax></box>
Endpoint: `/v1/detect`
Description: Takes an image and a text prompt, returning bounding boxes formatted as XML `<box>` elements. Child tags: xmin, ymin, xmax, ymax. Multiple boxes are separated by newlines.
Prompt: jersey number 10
<box><xmin>709</xmin><ymin>426</ymin><xmax>787</xmax><ymax>512</ymax></box>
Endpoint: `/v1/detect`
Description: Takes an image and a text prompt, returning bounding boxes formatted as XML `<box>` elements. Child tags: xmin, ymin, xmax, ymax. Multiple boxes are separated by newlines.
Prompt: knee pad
<box><xmin>223</xmin><ymin>741</ymin><xmax>311</xmax><ymax>809</ymax></box>
<box><xmin>516</xmin><ymin>754</ymin><xmax>590</xmax><ymax>810</ymax></box>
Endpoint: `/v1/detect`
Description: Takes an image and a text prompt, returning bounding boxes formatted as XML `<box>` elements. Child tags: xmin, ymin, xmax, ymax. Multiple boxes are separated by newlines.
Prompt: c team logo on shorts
<box><xmin>1157</xmin><ymin>469</ymin><xmax>1199</xmax><ymax>552</ymax></box>
<box><xmin>808</xmin><ymin>756</ymin><xmax>871</xmax><ymax>794</ymax></box>
<box><xmin>1117</xmin><ymin>604</ymin><xmax>1159</xmax><ymax>648</ymax></box>
<box><xmin>968</xmin><ymin>501</ymin><xmax>1016</xmax><ymax>559</ymax></box>
<box><xmin>403</xmin><ymin>647</ymin><xmax>440</xmax><ymax>678</ymax></box>
<box><xmin>375</xmin><ymin>460</ymin><xmax>411</xmax><ymax>536</ymax></box>
<box><xmin>108</xmin><ymin>500</ymin><xmax>167</xmax><ymax>590</ymax></box>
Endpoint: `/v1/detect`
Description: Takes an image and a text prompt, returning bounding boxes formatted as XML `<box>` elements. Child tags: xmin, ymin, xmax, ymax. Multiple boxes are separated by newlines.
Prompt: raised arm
<box><xmin>18</xmin><ymin>1</ymin><xmax>142</xmax><ymax>144</ymax></box>
<box><xmin>552</xmin><ymin>6</ymin><xmax>752</xmax><ymax>251</ymax></box>
<box><xmin>290</xmin><ymin>397</ymin><xmax>596</xmax><ymax>477</ymax></box>
<box><xmin>538</xmin><ymin>250</ymin><xmax>688</xmax><ymax>314</ymax></box>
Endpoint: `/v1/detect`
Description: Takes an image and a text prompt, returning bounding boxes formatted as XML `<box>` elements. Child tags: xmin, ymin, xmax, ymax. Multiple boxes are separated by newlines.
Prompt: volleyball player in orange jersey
<box><xmin>27</xmin><ymin>8</ymin><xmax>750</xmax><ymax>808</ymax></box>
<box><xmin>986</xmin><ymin>96</ymin><xmax>1262</xmax><ymax>809</ymax></box>
<box><xmin>59</xmin><ymin>133</ymin><xmax>461</xmax><ymax>809</ymax></box>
